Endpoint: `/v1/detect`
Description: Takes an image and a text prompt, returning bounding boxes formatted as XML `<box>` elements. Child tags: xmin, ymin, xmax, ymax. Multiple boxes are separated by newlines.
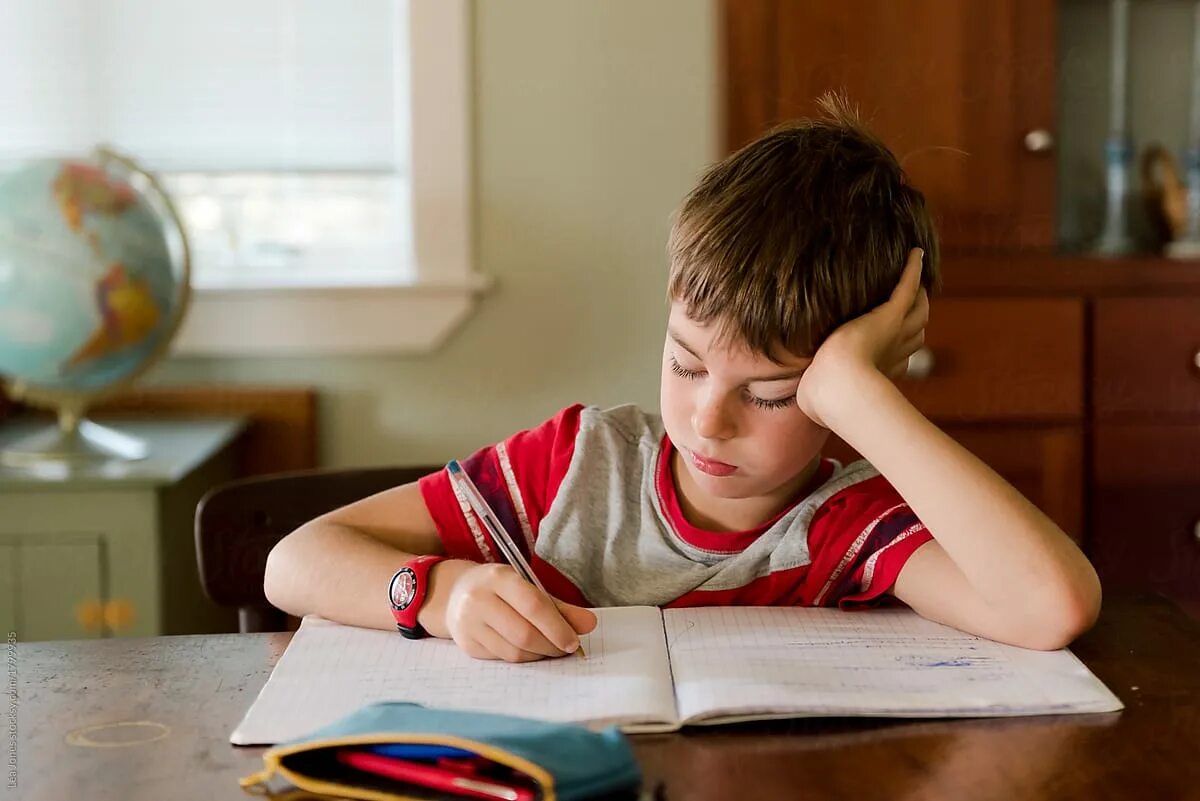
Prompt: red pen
<box><xmin>336</xmin><ymin>750</ymin><xmax>536</xmax><ymax>801</ymax></box>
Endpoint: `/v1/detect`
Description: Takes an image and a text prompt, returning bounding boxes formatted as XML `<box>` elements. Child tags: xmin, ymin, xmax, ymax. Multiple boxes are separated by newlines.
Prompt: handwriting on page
<box><xmin>664</xmin><ymin>607</ymin><xmax>1120</xmax><ymax>722</ymax></box>
<box><xmin>231</xmin><ymin>606</ymin><xmax>675</xmax><ymax>745</ymax></box>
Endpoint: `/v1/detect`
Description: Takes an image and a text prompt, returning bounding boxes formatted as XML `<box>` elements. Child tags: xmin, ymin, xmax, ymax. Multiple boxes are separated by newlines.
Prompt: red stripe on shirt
<box><xmin>803</xmin><ymin>475</ymin><xmax>933</xmax><ymax>607</ymax></box>
<box><xmin>418</xmin><ymin>405</ymin><xmax>588</xmax><ymax>602</ymax></box>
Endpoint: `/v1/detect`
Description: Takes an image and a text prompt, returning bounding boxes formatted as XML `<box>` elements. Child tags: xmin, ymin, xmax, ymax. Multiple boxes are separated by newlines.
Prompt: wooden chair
<box><xmin>195</xmin><ymin>465</ymin><xmax>440</xmax><ymax>632</ymax></box>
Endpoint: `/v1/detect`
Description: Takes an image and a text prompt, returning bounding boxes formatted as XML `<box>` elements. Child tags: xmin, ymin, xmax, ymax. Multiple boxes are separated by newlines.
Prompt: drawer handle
<box><xmin>1193</xmin><ymin>348</ymin><xmax>1200</xmax><ymax>372</ymax></box>
<box><xmin>1023</xmin><ymin>129</ymin><xmax>1055</xmax><ymax>154</ymax></box>
<box><xmin>906</xmin><ymin>347</ymin><xmax>936</xmax><ymax>380</ymax></box>
<box><xmin>1195</xmin><ymin>520</ymin><xmax>1200</xmax><ymax>544</ymax></box>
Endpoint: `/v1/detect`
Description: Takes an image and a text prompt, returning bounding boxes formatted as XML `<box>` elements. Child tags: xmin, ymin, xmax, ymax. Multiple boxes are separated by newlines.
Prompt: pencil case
<box><xmin>239</xmin><ymin>701</ymin><xmax>643</xmax><ymax>801</ymax></box>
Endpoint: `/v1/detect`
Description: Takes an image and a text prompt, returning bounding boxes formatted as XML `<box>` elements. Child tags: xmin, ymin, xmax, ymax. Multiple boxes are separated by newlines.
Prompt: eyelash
<box><xmin>669</xmin><ymin>356</ymin><xmax>796</xmax><ymax>411</ymax></box>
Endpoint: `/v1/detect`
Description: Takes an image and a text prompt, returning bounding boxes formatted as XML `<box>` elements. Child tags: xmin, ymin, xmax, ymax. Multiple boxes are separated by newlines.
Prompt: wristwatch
<box><xmin>388</xmin><ymin>555</ymin><xmax>449</xmax><ymax>639</ymax></box>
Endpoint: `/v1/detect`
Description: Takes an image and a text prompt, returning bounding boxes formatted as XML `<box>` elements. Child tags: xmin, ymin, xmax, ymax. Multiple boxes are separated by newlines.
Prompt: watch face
<box><xmin>389</xmin><ymin>567</ymin><xmax>418</xmax><ymax>611</ymax></box>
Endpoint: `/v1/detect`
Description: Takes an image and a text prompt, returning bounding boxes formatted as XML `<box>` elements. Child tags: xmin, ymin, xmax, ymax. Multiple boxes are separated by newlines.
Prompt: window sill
<box><xmin>170</xmin><ymin>274</ymin><xmax>493</xmax><ymax>356</ymax></box>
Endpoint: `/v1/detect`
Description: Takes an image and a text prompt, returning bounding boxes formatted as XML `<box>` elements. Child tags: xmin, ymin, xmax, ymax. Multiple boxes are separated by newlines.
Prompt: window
<box><xmin>0</xmin><ymin>0</ymin><xmax>483</xmax><ymax>354</ymax></box>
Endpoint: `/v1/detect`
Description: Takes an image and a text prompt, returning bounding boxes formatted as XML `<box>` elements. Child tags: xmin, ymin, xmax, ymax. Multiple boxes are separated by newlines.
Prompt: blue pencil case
<box><xmin>239</xmin><ymin>702</ymin><xmax>643</xmax><ymax>801</ymax></box>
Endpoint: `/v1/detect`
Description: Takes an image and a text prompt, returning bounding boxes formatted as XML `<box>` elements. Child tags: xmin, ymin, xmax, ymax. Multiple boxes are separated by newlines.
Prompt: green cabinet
<box><xmin>8</xmin><ymin>536</ymin><xmax>105</xmax><ymax>641</ymax></box>
<box><xmin>0</xmin><ymin>417</ymin><xmax>245</xmax><ymax>641</ymax></box>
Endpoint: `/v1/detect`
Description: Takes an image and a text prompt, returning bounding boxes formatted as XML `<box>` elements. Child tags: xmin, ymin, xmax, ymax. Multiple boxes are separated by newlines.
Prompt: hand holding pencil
<box><xmin>434</xmin><ymin>460</ymin><xmax>596</xmax><ymax>663</ymax></box>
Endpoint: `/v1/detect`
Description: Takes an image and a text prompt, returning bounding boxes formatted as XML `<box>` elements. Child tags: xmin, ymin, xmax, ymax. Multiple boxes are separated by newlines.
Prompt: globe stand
<box><xmin>0</xmin><ymin>406</ymin><xmax>148</xmax><ymax>468</ymax></box>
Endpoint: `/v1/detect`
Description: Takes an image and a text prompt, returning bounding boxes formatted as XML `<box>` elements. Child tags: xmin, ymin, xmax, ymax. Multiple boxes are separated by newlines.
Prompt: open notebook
<box><xmin>231</xmin><ymin>606</ymin><xmax>1122</xmax><ymax>745</ymax></box>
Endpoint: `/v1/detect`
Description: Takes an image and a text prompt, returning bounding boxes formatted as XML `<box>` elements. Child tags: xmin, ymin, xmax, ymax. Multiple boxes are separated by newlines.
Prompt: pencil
<box><xmin>447</xmin><ymin>460</ymin><xmax>587</xmax><ymax>659</ymax></box>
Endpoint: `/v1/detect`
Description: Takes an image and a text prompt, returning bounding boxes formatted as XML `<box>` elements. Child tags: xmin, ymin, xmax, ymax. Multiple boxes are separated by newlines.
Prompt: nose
<box><xmin>692</xmin><ymin>390</ymin><xmax>737</xmax><ymax>441</ymax></box>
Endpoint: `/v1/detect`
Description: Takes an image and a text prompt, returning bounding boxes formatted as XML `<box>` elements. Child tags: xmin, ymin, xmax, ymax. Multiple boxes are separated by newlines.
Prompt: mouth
<box><xmin>687</xmin><ymin>449</ymin><xmax>738</xmax><ymax>477</ymax></box>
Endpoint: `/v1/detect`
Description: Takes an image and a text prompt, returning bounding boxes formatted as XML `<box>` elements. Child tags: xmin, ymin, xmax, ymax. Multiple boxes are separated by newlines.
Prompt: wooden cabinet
<box><xmin>723</xmin><ymin>0</ymin><xmax>1057</xmax><ymax>250</ymax></box>
<box><xmin>722</xmin><ymin>7</ymin><xmax>1200</xmax><ymax>612</ymax></box>
<box><xmin>899</xmin><ymin>298</ymin><xmax>1083</xmax><ymax>421</ymax></box>
<box><xmin>904</xmin><ymin>298</ymin><xmax>1086</xmax><ymax>539</ymax></box>
<box><xmin>1094</xmin><ymin>298</ymin><xmax>1200</xmax><ymax>417</ymax></box>
<box><xmin>953</xmin><ymin>260</ymin><xmax>1200</xmax><ymax>612</ymax></box>
<box><xmin>1090</xmin><ymin>424</ymin><xmax>1200</xmax><ymax>616</ymax></box>
<box><xmin>826</xmin><ymin>260</ymin><xmax>1200</xmax><ymax>611</ymax></box>
<box><xmin>824</xmin><ymin>296</ymin><xmax>1086</xmax><ymax>541</ymax></box>
<box><xmin>1089</xmin><ymin>295</ymin><xmax>1200</xmax><ymax>616</ymax></box>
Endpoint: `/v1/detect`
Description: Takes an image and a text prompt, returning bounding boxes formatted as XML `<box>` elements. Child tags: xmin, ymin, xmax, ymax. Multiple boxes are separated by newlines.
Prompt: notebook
<box><xmin>230</xmin><ymin>605</ymin><xmax>1123</xmax><ymax>745</ymax></box>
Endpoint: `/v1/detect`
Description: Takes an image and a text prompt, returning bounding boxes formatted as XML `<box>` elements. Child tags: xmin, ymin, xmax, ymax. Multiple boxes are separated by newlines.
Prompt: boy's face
<box><xmin>660</xmin><ymin>303</ymin><xmax>830</xmax><ymax>524</ymax></box>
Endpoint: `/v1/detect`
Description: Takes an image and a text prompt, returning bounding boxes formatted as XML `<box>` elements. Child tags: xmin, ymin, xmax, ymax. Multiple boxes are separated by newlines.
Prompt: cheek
<box><xmin>751</xmin><ymin>413</ymin><xmax>828</xmax><ymax>466</ymax></box>
<box><xmin>659</xmin><ymin>370</ymin><xmax>688</xmax><ymax>421</ymax></box>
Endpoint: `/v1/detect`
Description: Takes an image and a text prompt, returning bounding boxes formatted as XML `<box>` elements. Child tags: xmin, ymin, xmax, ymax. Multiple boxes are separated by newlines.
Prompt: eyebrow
<box><xmin>668</xmin><ymin>330</ymin><xmax>809</xmax><ymax>383</ymax></box>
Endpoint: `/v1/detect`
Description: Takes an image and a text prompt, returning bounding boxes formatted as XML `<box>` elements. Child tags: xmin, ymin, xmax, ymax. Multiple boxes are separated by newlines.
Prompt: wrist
<box><xmin>818</xmin><ymin>366</ymin><xmax>903</xmax><ymax>433</ymax></box>
<box><xmin>416</xmin><ymin>558</ymin><xmax>476</xmax><ymax>639</ymax></box>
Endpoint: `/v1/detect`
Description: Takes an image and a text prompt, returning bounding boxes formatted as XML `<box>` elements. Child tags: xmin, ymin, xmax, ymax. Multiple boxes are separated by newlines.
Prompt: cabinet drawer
<box><xmin>900</xmin><ymin>299</ymin><xmax>1084</xmax><ymax>420</ymax></box>
<box><xmin>1094</xmin><ymin>298</ymin><xmax>1200</xmax><ymax>418</ymax></box>
<box><xmin>1089</xmin><ymin>424</ymin><xmax>1200</xmax><ymax>604</ymax></box>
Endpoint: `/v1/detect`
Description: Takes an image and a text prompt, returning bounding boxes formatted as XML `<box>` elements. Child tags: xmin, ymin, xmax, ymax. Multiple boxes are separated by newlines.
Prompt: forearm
<box><xmin>825</xmin><ymin>370</ymin><xmax>1099</xmax><ymax>614</ymax></box>
<box><xmin>263</xmin><ymin>523</ymin><xmax>458</xmax><ymax>632</ymax></box>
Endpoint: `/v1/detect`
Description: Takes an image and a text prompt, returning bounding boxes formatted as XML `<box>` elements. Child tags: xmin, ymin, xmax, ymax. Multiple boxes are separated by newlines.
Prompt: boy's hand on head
<box><xmin>426</xmin><ymin>561</ymin><xmax>597</xmax><ymax>663</ymax></box>
<box><xmin>795</xmin><ymin>247</ymin><xmax>929</xmax><ymax>428</ymax></box>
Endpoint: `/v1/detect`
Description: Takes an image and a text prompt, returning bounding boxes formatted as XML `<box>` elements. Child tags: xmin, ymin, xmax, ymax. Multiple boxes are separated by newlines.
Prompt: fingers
<box><xmin>468</xmin><ymin>601</ymin><xmax>594</xmax><ymax>663</ymax></box>
<box><xmin>443</xmin><ymin>563</ymin><xmax>599</xmax><ymax>663</ymax></box>
<box><xmin>888</xmin><ymin>248</ymin><xmax>925</xmax><ymax>312</ymax></box>
<box><xmin>555</xmin><ymin>599</ymin><xmax>598</xmax><ymax>635</ymax></box>
<box><xmin>487</xmin><ymin>595</ymin><xmax>572</xmax><ymax>657</ymax></box>
<box><xmin>900</xmin><ymin>329</ymin><xmax>926</xmax><ymax>355</ymax></box>
<box><xmin>886</xmin><ymin>330</ymin><xmax>927</xmax><ymax>382</ymax></box>
<box><xmin>898</xmin><ymin>288</ymin><xmax>929</xmax><ymax>340</ymax></box>
<box><xmin>468</xmin><ymin>624</ymin><xmax>546</xmax><ymax>663</ymax></box>
<box><xmin>497</xmin><ymin>577</ymin><xmax>583</xmax><ymax>654</ymax></box>
<box><xmin>908</xmin><ymin>286</ymin><xmax>930</xmax><ymax>318</ymax></box>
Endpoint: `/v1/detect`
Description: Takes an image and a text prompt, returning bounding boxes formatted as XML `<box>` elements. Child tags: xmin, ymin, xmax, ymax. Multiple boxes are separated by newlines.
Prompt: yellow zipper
<box><xmin>239</xmin><ymin>732</ymin><xmax>555</xmax><ymax>801</ymax></box>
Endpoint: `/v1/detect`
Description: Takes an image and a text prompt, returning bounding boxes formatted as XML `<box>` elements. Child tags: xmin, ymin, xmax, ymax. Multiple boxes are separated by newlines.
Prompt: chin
<box><xmin>685</xmin><ymin>465</ymin><xmax>768</xmax><ymax>499</ymax></box>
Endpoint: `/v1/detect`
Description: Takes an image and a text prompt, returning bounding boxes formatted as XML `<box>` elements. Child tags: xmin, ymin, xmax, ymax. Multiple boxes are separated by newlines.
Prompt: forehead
<box><xmin>667</xmin><ymin>303</ymin><xmax>810</xmax><ymax>368</ymax></box>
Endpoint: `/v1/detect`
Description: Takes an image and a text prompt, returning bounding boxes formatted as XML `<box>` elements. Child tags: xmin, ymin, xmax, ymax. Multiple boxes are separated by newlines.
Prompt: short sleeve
<box><xmin>417</xmin><ymin>404</ymin><xmax>585</xmax><ymax>563</ymax></box>
<box><xmin>803</xmin><ymin>474</ymin><xmax>933</xmax><ymax>608</ymax></box>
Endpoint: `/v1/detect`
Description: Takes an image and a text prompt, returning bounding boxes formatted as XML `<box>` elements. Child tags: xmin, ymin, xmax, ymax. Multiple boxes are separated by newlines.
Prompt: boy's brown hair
<box><xmin>667</xmin><ymin>93</ymin><xmax>940</xmax><ymax>361</ymax></box>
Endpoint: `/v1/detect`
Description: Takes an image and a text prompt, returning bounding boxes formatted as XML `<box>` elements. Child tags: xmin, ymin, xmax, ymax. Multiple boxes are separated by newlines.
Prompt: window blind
<box><xmin>0</xmin><ymin>0</ymin><xmax>406</xmax><ymax>172</ymax></box>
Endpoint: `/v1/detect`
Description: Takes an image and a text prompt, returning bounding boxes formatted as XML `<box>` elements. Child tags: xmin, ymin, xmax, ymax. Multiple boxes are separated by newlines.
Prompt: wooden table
<box><xmin>17</xmin><ymin>595</ymin><xmax>1200</xmax><ymax>801</ymax></box>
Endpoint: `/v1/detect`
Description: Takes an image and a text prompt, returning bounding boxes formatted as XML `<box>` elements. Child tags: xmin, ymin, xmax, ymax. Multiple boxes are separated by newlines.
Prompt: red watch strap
<box><xmin>389</xmin><ymin>555</ymin><xmax>448</xmax><ymax>632</ymax></box>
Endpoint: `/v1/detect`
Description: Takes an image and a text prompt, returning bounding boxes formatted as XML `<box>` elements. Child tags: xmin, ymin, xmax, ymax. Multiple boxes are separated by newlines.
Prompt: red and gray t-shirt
<box><xmin>418</xmin><ymin>404</ymin><xmax>932</xmax><ymax>609</ymax></box>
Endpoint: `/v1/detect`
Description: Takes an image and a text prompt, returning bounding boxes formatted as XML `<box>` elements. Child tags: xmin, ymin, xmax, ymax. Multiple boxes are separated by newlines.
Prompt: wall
<box><xmin>151</xmin><ymin>0</ymin><xmax>718</xmax><ymax>466</ymax></box>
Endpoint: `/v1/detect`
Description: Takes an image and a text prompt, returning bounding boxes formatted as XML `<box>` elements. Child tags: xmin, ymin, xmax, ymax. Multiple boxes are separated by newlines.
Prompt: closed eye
<box><xmin>747</xmin><ymin>394</ymin><xmax>795</xmax><ymax>411</ymax></box>
<box><xmin>671</xmin><ymin>356</ymin><xmax>796</xmax><ymax>411</ymax></box>
<box><xmin>669</xmin><ymin>355</ymin><xmax>703</xmax><ymax>380</ymax></box>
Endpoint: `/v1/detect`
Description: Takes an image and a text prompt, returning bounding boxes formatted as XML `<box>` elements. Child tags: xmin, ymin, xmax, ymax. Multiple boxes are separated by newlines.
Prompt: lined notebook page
<box><xmin>663</xmin><ymin>607</ymin><xmax>1123</xmax><ymax>724</ymax></box>
<box><xmin>231</xmin><ymin>606</ymin><xmax>676</xmax><ymax>745</ymax></box>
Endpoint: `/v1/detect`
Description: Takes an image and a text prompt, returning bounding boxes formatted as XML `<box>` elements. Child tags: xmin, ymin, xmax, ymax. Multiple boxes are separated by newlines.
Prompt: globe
<box><xmin>0</xmin><ymin>148</ymin><xmax>190</xmax><ymax>465</ymax></box>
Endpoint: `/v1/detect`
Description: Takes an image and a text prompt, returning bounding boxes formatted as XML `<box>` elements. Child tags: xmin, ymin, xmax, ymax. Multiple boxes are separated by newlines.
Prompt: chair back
<box><xmin>195</xmin><ymin>465</ymin><xmax>440</xmax><ymax>632</ymax></box>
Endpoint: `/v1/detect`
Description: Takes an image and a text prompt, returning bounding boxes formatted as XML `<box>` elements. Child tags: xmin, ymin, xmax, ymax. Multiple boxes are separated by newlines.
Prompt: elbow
<box><xmin>262</xmin><ymin>544</ymin><xmax>284</xmax><ymax>611</ymax></box>
<box><xmin>262</xmin><ymin>530</ymin><xmax>306</xmax><ymax>616</ymax></box>
<box><xmin>1017</xmin><ymin>570</ymin><xmax>1103</xmax><ymax>651</ymax></box>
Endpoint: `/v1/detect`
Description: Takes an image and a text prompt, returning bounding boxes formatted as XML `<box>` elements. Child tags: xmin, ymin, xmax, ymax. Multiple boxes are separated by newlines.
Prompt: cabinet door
<box><xmin>1090</xmin><ymin>424</ymin><xmax>1200</xmax><ymax>612</ymax></box>
<box><xmin>18</xmin><ymin>538</ymin><xmax>105</xmax><ymax>641</ymax></box>
<box><xmin>723</xmin><ymin>0</ymin><xmax>1057</xmax><ymax>250</ymax></box>
<box><xmin>826</xmin><ymin>424</ymin><xmax>1084</xmax><ymax>542</ymax></box>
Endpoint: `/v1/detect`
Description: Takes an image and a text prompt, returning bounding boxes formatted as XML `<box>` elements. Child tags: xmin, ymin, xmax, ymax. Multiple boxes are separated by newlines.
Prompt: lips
<box><xmin>688</xmin><ymin>449</ymin><xmax>737</xmax><ymax>477</ymax></box>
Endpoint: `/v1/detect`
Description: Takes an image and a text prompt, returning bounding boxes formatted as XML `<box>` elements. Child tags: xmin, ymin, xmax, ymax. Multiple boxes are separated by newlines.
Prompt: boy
<box><xmin>264</xmin><ymin>97</ymin><xmax>1101</xmax><ymax>662</ymax></box>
